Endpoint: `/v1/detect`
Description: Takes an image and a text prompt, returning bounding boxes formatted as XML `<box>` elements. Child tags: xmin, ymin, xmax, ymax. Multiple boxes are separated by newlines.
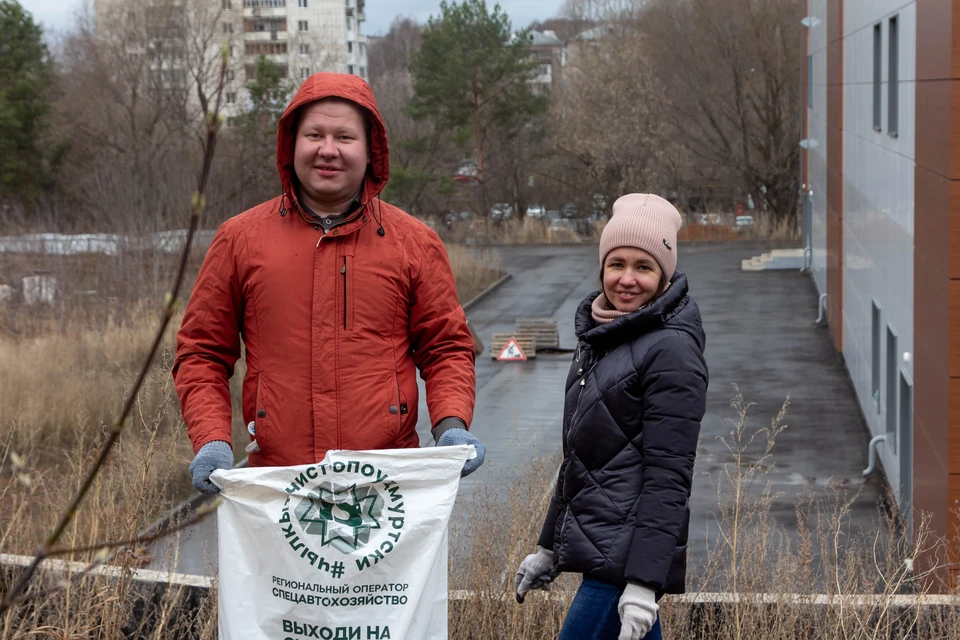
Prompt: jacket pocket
<box><xmin>393</xmin><ymin>372</ymin><xmax>406</xmax><ymax>436</ymax></box>
<box><xmin>252</xmin><ymin>376</ymin><xmax>270</xmax><ymax>452</ymax></box>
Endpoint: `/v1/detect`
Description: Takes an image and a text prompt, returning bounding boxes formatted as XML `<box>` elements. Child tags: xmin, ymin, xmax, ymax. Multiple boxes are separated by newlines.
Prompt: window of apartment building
<box><xmin>223</xmin><ymin>22</ymin><xmax>233</xmax><ymax>34</ymax></box>
<box><xmin>226</xmin><ymin>92</ymin><xmax>236</xmax><ymax>104</ymax></box>
<box><xmin>873</xmin><ymin>23</ymin><xmax>881</xmax><ymax>131</ymax></box>
<box><xmin>888</xmin><ymin>15</ymin><xmax>899</xmax><ymax>136</ymax></box>
<box><xmin>229</xmin><ymin>45</ymin><xmax>235</xmax><ymax>57</ymax></box>
<box><xmin>872</xmin><ymin>302</ymin><xmax>881</xmax><ymax>410</ymax></box>
<box><xmin>359</xmin><ymin>65</ymin><xmax>366</xmax><ymax>78</ymax></box>
<box><xmin>347</xmin><ymin>16</ymin><xmax>353</xmax><ymax>31</ymax></box>
<box><xmin>222</xmin><ymin>0</ymin><xmax>231</xmax><ymax>8</ymax></box>
<box><xmin>348</xmin><ymin>64</ymin><xmax>355</xmax><ymax>75</ymax></box>
<box><xmin>298</xmin><ymin>0</ymin><xmax>308</xmax><ymax>6</ymax></box>
<box><xmin>301</xmin><ymin>67</ymin><xmax>312</xmax><ymax>79</ymax></box>
<box><xmin>298</xmin><ymin>20</ymin><xmax>308</xmax><ymax>31</ymax></box>
<box><xmin>227</xmin><ymin>69</ymin><xmax>235</xmax><ymax>82</ymax></box>
<box><xmin>300</xmin><ymin>43</ymin><xmax>310</xmax><ymax>54</ymax></box>
<box><xmin>347</xmin><ymin>41</ymin><xmax>353</xmax><ymax>54</ymax></box>
<box><xmin>359</xmin><ymin>42</ymin><xmax>365</xmax><ymax>55</ymax></box>
<box><xmin>806</xmin><ymin>54</ymin><xmax>812</xmax><ymax>108</ymax></box>
<box><xmin>886</xmin><ymin>326</ymin><xmax>898</xmax><ymax>438</ymax></box>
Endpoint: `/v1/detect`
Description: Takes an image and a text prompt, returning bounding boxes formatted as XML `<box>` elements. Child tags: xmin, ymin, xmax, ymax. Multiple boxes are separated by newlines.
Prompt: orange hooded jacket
<box><xmin>173</xmin><ymin>73</ymin><xmax>476</xmax><ymax>466</ymax></box>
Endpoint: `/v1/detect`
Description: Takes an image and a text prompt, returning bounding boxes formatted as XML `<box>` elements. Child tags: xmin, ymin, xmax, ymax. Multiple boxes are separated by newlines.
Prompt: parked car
<box><xmin>525</xmin><ymin>204</ymin><xmax>546</xmax><ymax>218</ymax></box>
<box><xmin>695</xmin><ymin>213</ymin><xmax>723</xmax><ymax>225</ymax></box>
<box><xmin>491</xmin><ymin>203</ymin><xmax>513</xmax><ymax>220</ymax></box>
<box><xmin>591</xmin><ymin>194</ymin><xmax>608</xmax><ymax>217</ymax></box>
<box><xmin>562</xmin><ymin>203</ymin><xmax>580</xmax><ymax>218</ymax></box>
<box><xmin>735</xmin><ymin>215</ymin><xmax>755</xmax><ymax>229</ymax></box>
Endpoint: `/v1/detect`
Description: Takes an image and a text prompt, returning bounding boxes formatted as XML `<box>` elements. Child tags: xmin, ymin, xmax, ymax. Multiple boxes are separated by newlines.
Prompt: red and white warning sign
<box><xmin>497</xmin><ymin>337</ymin><xmax>527</xmax><ymax>361</ymax></box>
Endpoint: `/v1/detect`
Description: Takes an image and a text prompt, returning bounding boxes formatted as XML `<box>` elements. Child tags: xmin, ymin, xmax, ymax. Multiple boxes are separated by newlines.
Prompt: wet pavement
<box><xmin>149</xmin><ymin>242</ymin><xmax>886</xmax><ymax>581</ymax></box>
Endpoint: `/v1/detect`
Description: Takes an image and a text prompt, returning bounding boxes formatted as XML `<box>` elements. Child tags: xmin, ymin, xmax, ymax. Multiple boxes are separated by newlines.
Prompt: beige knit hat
<box><xmin>599</xmin><ymin>193</ymin><xmax>683</xmax><ymax>280</ymax></box>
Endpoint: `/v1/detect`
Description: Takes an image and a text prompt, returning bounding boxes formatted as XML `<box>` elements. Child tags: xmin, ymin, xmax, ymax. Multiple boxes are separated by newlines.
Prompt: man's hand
<box><xmin>189</xmin><ymin>441</ymin><xmax>234</xmax><ymax>495</ymax></box>
<box><xmin>514</xmin><ymin>548</ymin><xmax>556</xmax><ymax>603</ymax></box>
<box><xmin>433</xmin><ymin>417</ymin><xmax>485</xmax><ymax>476</ymax></box>
<box><xmin>617</xmin><ymin>583</ymin><xmax>658</xmax><ymax>640</ymax></box>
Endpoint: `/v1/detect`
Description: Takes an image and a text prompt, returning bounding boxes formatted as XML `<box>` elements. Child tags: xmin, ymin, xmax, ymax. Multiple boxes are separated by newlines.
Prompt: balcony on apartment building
<box><xmin>243</xmin><ymin>40</ymin><xmax>289</xmax><ymax>62</ymax></box>
<box><xmin>346</xmin><ymin>0</ymin><xmax>365</xmax><ymax>23</ymax></box>
<box><xmin>243</xmin><ymin>0</ymin><xmax>286</xmax><ymax>19</ymax></box>
<box><xmin>243</xmin><ymin>17</ymin><xmax>288</xmax><ymax>41</ymax></box>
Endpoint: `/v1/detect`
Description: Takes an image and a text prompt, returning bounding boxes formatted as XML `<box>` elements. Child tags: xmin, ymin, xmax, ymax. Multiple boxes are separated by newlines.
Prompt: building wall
<box><xmin>808</xmin><ymin>0</ymin><xmax>960</xmax><ymax>582</ymax></box>
<box><xmin>841</xmin><ymin>1</ymin><xmax>916</xmax><ymax>502</ymax></box>
<box><xmin>914</xmin><ymin>0</ymin><xmax>960</xmax><ymax>582</ymax></box>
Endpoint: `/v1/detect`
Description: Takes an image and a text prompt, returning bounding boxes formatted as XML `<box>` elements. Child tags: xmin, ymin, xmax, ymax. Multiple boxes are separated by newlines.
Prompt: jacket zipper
<box><xmin>567</xmin><ymin>341</ymin><xmax>598</xmax><ymax>444</ymax></box>
<box><xmin>341</xmin><ymin>257</ymin><xmax>347</xmax><ymax>330</ymax></box>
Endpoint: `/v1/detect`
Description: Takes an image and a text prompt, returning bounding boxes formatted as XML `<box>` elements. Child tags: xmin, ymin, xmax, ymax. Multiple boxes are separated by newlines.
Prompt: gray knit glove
<box><xmin>617</xmin><ymin>582</ymin><xmax>658</xmax><ymax>640</ymax></box>
<box><xmin>433</xmin><ymin>418</ymin><xmax>486</xmax><ymax>477</ymax></box>
<box><xmin>189</xmin><ymin>441</ymin><xmax>233</xmax><ymax>495</ymax></box>
<box><xmin>514</xmin><ymin>547</ymin><xmax>555</xmax><ymax>603</ymax></box>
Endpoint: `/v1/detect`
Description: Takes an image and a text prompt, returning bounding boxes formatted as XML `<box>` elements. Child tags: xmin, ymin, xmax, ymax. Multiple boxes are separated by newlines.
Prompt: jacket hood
<box><xmin>575</xmin><ymin>272</ymin><xmax>706</xmax><ymax>352</ymax></box>
<box><xmin>276</xmin><ymin>73</ymin><xmax>389</xmax><ymax>210</ymax></box>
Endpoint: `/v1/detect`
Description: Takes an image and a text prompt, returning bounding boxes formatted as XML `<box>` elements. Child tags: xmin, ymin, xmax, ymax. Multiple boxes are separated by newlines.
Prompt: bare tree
<box><xmin>642</xmin><ymin>0</ymin><xmax>803</xmax><ymax>221</ymax></box>
<box><xmin>53</xmin><ymin>0</ymin><xmax>237</xmax><ymax>233</ymax></box>
<box><xmin>367</xmin><ymin>17</ymin><xmax>421</xmax><ymax>81</ymax></box>
<box><xmin>560</xmin><ymin>0</ymin><xmax>648</xmax><ymax>24</ymax></box>
<box><xmin>545</xmin><ymin>19</ymin><xmax>669</xmax><ymax>211</ymax></box>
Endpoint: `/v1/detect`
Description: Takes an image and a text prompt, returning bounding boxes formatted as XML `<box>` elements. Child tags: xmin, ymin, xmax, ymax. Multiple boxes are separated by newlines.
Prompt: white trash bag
<box><xmin>211</xmin><ymin>445</ymin><xmax>474</xmax><ymax>640</ymax></box>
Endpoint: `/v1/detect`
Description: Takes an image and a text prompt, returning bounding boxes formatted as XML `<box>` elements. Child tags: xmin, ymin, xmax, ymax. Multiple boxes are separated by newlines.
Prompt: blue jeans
<box><xmin>557</xmin><ymin>577</ymin><xmax>663</xmax><ymax>640</ymax></box>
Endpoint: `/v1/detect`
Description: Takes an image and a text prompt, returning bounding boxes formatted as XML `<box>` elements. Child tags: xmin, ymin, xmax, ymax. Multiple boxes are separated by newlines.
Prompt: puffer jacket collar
<box><xmin>275</xmin><ymin>73</ymin><xmax>389</xmax><ymax>219</ymax></box>
<box><xmin>575</xmin><ymin>272</ymin><xmax>705</xmax><ymax>353</ymax></box>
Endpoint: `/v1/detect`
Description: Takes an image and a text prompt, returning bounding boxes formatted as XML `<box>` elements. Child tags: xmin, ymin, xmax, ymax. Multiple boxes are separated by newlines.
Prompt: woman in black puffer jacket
<box><xmin>515</xmin><ymin>194</ymin><xmax>708</xmax><ymax>640</ymax></box>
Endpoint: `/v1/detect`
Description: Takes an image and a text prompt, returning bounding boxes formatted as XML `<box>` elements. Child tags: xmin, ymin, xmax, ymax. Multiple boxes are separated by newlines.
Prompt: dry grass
<box><xmin>0</xmin><ymin>242</ymin><xmax>502</xmax><ymax>636</ymax></box>
<box><xmin>680</xmin><ymin>224</ymin><xmax>743</xmax><ymax>241</ymax></box>
<box><xmin>5</xmin><ymin>247</ymin><xmax>960</xmax><ymax>637</ymax></box>
<box><xmin>438</xmin><ymin>216</ymin><xmax>590</xmax><ymax>245</ymax></box>
<box><xmin>446</xmin><ymin>245</ymin><xmax>504</xmax><ymax>304</ymax></box>
<box><xmin>443</xmin><ymin>392</ymin><xmax>960</xmax><ymax>639</ymax></box>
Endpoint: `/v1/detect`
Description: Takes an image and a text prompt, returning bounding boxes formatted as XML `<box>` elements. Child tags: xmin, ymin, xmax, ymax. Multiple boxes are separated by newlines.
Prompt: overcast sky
<box><xmin>18</xmin><ymin>0</ymin><xmax>567</xmax><ymax>38</ymax></box>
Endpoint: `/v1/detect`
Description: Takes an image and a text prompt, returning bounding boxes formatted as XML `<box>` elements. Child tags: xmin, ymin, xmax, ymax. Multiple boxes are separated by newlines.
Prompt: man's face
<box><xmin>293</xmin><ymin>99</ymin><xmax>369</xmax><ymax>212</ymax></box>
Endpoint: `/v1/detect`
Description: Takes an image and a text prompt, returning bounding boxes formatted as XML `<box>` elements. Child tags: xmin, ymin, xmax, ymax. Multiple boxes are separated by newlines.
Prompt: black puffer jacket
<box><xmin>537</xmin><ymin>273</ymin><xmax>708</xmax><ymax>593</ymax></box>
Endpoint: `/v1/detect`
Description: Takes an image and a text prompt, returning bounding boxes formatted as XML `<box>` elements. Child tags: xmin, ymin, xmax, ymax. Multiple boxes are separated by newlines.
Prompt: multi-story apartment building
<box><xmin>526</xmin><ymin>30</ymin><xmax>563</xmax><ymax>95</ymax></box>
<box><xmin>214</xmin><ymin>0</ymin><xmax>369</xmax><ymax>115</ymax></box>
<box><xmin>94</xmin><ymin>0</ymin><xmax>368</xmax><ymax>118</ymax></box>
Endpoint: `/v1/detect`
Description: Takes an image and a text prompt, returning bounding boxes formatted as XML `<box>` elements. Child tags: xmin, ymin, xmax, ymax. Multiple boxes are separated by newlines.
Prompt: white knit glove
<box><xmin>617</xmin><ymin>582</ymin><xmax>658</xmax><ymax>640</ymax></box>
<box><xmin>514</xmin><ymin>548</ymin><xmax>555</xmax><ymax>603</ymax></box>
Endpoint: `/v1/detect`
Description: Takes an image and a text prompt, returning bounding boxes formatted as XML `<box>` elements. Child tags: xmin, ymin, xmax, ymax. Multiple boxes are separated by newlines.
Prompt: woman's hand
<box><xmin>514</xmin><ymin>547</ymin><xmax>556</xmax><ymax>603</ymax></box>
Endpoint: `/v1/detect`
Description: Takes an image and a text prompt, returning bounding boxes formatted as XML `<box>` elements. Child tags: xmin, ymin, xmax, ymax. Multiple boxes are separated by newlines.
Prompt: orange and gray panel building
<box><xmin>803</xmin><ymin>0</ymin><xmax>960</xmax><ymax>580</ymax></box>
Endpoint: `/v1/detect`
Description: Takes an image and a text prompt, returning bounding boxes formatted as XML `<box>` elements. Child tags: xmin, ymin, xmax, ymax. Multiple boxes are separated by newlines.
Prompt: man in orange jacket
<box><xmin>174</xmin><ymin>72</ymin><xmax>484</xmax><ymax>494</ymax></box>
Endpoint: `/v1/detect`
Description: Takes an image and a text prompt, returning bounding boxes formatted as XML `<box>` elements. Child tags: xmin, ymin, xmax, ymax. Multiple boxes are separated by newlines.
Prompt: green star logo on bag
<box><xmin>295</xmin><ymin>482</ymin><xmax>384</xmax><ymax>553</ymax></box>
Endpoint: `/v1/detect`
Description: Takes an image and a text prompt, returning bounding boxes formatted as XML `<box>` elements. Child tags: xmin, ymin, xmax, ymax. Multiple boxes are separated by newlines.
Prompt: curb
<box><xmin>462</xmin><ymin>271</ymin><xmax>512</xmax><ymax>313</ymax></box>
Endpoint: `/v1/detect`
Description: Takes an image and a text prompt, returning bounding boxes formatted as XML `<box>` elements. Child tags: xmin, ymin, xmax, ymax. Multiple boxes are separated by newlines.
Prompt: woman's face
<box><xmin>602</xmin><ymin>247</ymin><xmax>663</xmax><ymax>313</ymax></box>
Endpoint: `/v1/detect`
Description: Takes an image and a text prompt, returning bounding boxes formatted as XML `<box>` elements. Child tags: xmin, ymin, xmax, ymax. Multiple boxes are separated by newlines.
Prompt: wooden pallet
<box><xmin>490</xmin><ymin>332</ymin><xmax>537</xmax><ymax>359</ymax></box>
<box><xmin>514</xmin><ymin>318</ymin><xmax>560</xmax><ymax>350</ymax></box>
